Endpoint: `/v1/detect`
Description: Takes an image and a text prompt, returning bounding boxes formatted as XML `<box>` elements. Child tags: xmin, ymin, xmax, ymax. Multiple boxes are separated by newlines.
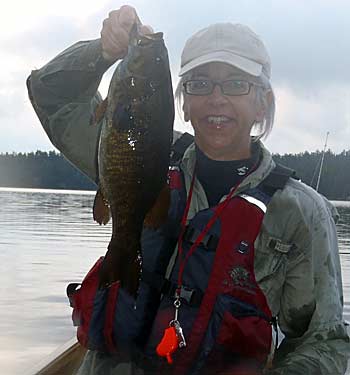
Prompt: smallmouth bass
<box><xmin>93</xmin><ymin>26</ymin><xmax>174</xmax><ymax>296</ymax></box>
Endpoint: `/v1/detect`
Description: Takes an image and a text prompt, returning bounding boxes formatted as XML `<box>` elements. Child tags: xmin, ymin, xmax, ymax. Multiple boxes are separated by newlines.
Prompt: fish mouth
<box><xmin>136</xmin><ymin>32</ymin><xmax>164</xmax><ymax>46</ymax></box>
<box><xmin>142</xmin><ymin>31</ymin><xmax>164</xmax><ymax>40</ymax></box>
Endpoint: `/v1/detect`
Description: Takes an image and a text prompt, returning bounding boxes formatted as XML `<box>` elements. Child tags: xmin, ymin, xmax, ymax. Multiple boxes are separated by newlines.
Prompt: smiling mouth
<box><xmin>206</xmin><ymin>115</ymin><xmax>232</xmax><ymax>127</ymax></box>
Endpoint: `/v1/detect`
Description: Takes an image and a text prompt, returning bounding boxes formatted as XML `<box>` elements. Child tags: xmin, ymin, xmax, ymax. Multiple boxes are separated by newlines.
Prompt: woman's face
<box><xmin>183</xmin><ymin>62</ymin><xmax>265</xmax><ymax>161</ymax></box>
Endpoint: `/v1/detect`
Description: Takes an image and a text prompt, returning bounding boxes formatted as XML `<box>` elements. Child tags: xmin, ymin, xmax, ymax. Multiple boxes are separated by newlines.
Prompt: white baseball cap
<box><xmin>179</xmin><ymin>23</ymin><xmax>271</xmax><ymax>79</ymax></box>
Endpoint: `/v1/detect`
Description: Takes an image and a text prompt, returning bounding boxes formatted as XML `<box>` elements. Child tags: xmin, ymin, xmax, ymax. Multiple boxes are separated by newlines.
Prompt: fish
<box><xmin>93</xmin><ymin>24</ymin><xmax>174</xmax><ymax>296</ymax></box>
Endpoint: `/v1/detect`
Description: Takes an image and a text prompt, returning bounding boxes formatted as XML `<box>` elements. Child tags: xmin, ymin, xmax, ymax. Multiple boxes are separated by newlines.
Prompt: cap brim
<box><xmin>179</xmin><ymin>51</ymin><xmax>263</xmax><ymax>77</ymax></box>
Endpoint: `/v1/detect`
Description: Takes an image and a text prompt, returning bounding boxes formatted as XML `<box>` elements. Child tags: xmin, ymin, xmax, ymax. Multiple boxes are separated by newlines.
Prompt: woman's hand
<box><xmin>100</xmin><ymin>5</ymin><xmax>153</xmax><ymax>62</ymax></box>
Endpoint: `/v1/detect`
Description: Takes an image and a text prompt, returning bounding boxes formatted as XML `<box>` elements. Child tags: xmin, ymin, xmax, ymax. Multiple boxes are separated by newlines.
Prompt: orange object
<box><xmin>156</xmin><ymin>326</ymin><xmax>179</xmax><ymax>364</ymax></box>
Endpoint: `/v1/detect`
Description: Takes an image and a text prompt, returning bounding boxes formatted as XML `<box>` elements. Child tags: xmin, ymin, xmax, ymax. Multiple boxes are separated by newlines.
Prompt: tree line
<box><xmin>0</xmin><ymin>151</ymin><xmax>96</xmax><ymax>190</ymax></box>
<box><xmin>0</xmin><ymin>149</ymin><xmax>349</xmax><ymax>200</ymax></box>
<box><xmin>273</xmin><ymin>150</ymin><xmax>350</xmax><ymax>200</ymax></box>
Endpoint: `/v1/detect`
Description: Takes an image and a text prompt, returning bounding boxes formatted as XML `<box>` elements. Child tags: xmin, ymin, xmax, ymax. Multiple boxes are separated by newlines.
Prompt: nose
<box><xmin>207</xmin><ymin>83</ymin><xmax>228</xmax><ymax>105</ymax></box>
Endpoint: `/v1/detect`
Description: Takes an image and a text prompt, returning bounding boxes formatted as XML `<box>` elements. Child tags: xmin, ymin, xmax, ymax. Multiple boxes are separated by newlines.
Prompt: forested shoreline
<box><xmin>0</xmin><ymin>149</ymin><xmax>349</xmax><ymax>200</ymax></box>
<box><xmin>273</xmin><ymin>150</ymin><xmax>350</xmax><ymax>200</ymax></box>
<box><xmin>0</xmin><ymin>151</ymin><xmax>96</xmax><ymax>191</ymax></box>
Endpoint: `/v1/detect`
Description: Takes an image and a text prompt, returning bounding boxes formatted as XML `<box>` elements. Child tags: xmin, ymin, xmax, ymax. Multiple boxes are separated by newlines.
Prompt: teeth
<box><xmin>207</xmin><ymin>116</ymin><xmax>230</xmax><ymax>125</ymax></box>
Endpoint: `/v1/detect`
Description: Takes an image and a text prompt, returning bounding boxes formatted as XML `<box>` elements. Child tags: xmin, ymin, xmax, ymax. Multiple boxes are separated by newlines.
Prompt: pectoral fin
<box><xmin>144</xmin><ymin>184</ymin><xmax>171</xmax><ymax>229</ymax></box>
<box><xmin>93</xmin><ymin>188</ymin><xmax>110</xmax><ymax>225</ymax></box>
<box><xmin>93</xmin><ymin>98</ymin><xmax>108</xmax><ymax>125</ymax></box>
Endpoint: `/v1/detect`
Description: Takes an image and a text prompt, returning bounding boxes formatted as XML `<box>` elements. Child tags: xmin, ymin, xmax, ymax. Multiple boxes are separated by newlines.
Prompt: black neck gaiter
<box><xmin>195</xmin><ymin>144</ymin><xmax>260</xmax><ymax>206</ymax></box>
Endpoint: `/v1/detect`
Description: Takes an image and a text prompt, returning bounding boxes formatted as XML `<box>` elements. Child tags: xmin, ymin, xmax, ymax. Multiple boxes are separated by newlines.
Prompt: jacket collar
<box><xmin>180</xmin><ymin>139</ymin><xmax>275</xmax><ymax>211</ymax></box>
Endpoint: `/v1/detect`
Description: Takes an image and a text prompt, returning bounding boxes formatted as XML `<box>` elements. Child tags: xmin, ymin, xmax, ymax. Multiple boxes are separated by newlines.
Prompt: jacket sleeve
<box><xmin>26</xmin><ymin>39</ymin><xmax>113</xmax><ymax>182</ymax></box>
<box><xmin>268</xmin><ymin>189</ymin><xmax>350</xmax><ymax>374</ymax></box>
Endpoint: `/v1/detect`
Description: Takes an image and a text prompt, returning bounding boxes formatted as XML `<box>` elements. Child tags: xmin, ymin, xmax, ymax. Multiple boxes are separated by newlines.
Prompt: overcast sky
<box><xmin>1</xmin><ymin>0</ymin><xmax>349</xmax><ymax>155</ymax></box>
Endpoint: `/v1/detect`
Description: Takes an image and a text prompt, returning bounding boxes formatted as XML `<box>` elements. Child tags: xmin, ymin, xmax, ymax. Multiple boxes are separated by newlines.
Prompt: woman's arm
<box><xmin>27</xmin><ymin>39</ymin><xmax>112</xmax><ymax>182</ymax></box>
<box><xmin>269</xmin><ymin>191</ymin><xmax>350</xmax><ymax>374</ymax></box>
<box><xmin>27</xmin><ymin>5</ymin><xmax>152</xmax><ymax>182</ymax></box>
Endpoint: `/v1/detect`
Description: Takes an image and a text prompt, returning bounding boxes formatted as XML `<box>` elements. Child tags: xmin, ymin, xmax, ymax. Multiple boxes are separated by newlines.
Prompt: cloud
<box><xmin>1</xmin><ymin>0</ymin><xmax>350</xmax><ymax>154</ymax></box>
<box><xmin>266</xmin><ymin>83</ymin><xmax>350</xmax><ymax>154</ymax></box>
<box><xmin>2</xmin><ymin>19</ymin><xmax>82</xmax><ymax>64</ymax></box>
<box><xmin>126</xmin><ymin>0</ymin><xmax>350</xmax><ymax>88</ymax></box>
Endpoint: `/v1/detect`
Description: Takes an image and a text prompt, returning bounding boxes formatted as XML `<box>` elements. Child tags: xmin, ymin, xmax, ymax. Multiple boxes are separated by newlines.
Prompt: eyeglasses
<box><xmin>183</xmin><ymin>79</ymin><xmax>262</xmax><ymax>96</ymax></box>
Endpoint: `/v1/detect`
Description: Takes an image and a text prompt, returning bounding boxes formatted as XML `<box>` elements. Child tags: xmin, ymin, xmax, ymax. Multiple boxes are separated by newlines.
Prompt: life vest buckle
<box><xmin>178</xmin><ymin>285</ymin><xmax>195</xmax><ymax>304</ymax></box>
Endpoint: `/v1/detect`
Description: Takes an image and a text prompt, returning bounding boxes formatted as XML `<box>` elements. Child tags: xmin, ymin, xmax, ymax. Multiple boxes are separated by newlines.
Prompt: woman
<box><xmin>27</xmin><ymin>5</ymin><xmax>349</xmax><ymax>374</ymax></box>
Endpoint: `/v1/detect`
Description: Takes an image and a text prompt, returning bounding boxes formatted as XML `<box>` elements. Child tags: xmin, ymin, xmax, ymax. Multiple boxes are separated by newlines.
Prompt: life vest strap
<box><xmin>258</xmin><ymin>163</ymin><xmax>298</xmax><ymax>195</ymax></box>
<box><xmin>183</xmin><ymin>224</ymin><xmax>219</xmax><ymax>251</ymax></box>
<box><xmin>170</xmin><ymin>132</ymin><xmax>194</xmax><ymax>164</ymax></box>
<box><xmin>141</xmin><ymin>269</ymin><xmax>203</xmax><ymax>307</ymax></box>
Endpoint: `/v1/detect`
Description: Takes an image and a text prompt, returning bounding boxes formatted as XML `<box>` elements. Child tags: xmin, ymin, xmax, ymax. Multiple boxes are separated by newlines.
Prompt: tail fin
<box><xmin>99</xmin><ymin>238</ymin><xmax>141</xmax><ymax>297</ymax></box>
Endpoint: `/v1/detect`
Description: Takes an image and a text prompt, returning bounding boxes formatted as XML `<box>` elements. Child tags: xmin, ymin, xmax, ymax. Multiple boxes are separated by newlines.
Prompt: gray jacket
<box><xmin>27</xmin><ymin>39</ymin><xmax>350</xmax><ymax>374</ymax></box>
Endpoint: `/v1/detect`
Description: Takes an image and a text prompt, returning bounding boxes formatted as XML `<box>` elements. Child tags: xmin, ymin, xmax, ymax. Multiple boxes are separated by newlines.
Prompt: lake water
<box><xmin>0</xmin><ymin>187</ymin><xmax>350</xmax><ymax>374</ymax></box>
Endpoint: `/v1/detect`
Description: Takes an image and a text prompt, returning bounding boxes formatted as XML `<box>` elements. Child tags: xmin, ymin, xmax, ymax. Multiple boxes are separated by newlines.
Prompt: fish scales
<box><xmin>96</xmin><ymin>28</ymin><xmax>174</xmax><ymax>296</ymax></box>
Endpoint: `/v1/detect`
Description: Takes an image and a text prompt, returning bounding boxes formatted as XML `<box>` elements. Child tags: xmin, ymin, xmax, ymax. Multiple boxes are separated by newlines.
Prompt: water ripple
<box><xmin>1</xmin><ymin>189</ymin><xmax>349</xmax><ymax>373</ymax></box>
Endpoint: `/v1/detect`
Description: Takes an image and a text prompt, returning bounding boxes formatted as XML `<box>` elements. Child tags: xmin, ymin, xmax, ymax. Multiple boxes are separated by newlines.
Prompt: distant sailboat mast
<box><xmin>315</xmin><ymin>131</ymin><xmax>329</xmax><ymax>192</ymax></box>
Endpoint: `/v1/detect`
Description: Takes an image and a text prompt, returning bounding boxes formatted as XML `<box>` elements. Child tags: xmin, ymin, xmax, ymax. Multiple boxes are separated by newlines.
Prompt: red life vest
<box><xmin>66</xmin><ymin>139</ymin><xmax>295</xmax><ymax>374</ymax></box>
<box><xmin>147</xmin><ymin>167</ymin><xmax>276</xmax><ymax>374</ymax></box>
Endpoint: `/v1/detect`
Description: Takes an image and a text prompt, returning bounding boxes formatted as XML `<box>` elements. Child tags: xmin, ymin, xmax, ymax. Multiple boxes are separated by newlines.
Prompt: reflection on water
<box><xmin>337</xmin><ymin>202</ymin><xmax>350</xmax><ymax>323</ymax></box>
<box><xmin>0</xmin><ymin>188</ymin><xmax>349</xmax><ymax>374</ymax></box>
<box><xmin>0</xmin><ymin>188</ymin><xmax>111</xmax><ymax>374</ymax></box>
<box><xmin>337</xmin><ymin>204</ymin><xmax>350</xmax><ymax>253</ymax></box>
